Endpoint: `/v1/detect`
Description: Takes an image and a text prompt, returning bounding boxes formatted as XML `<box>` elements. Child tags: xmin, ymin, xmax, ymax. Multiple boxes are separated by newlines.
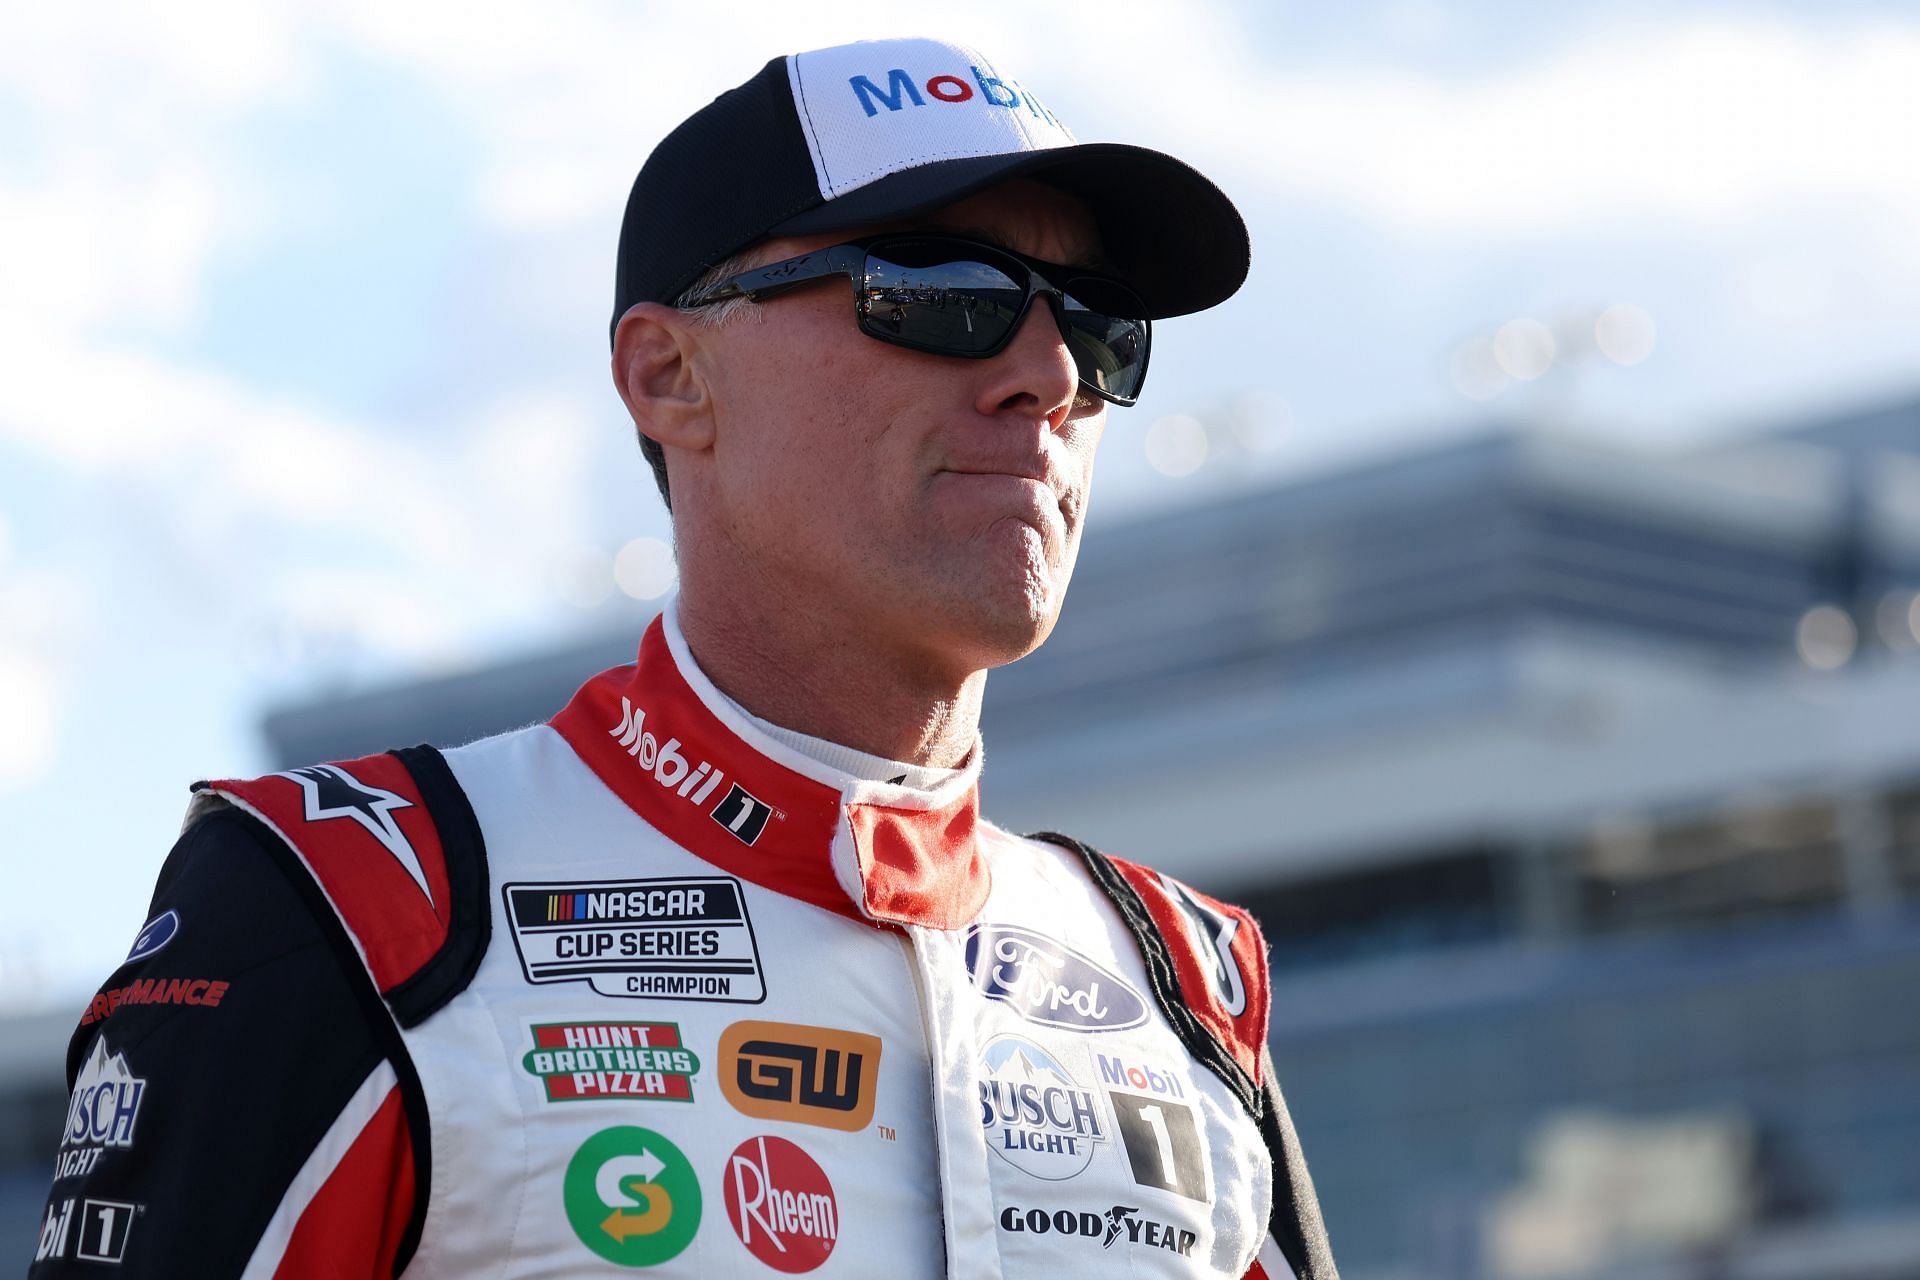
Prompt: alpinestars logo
<box><xmin>610</xmin><ymin>698</ymin><xmax>776</xmax><ymax>844</ymax></box>
<box><xmin>278</xmin><ymin>765</ymin><xmax>433</xmax><ymax>905</ymax></box>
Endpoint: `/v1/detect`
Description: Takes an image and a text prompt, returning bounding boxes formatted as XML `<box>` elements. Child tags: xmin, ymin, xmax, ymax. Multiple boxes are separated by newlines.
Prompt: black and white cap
<box><xmin>612</xmin><ymin>36</ymin><xmax>1250</xmax><ymax>335</ymax></box>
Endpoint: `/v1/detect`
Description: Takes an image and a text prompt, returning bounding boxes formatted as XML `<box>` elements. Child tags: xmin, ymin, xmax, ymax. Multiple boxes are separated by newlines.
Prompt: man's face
<box><xmin>682</xmin><ymin>178</ymin><xmax>1110</xmax><ymax>677</ymax></box>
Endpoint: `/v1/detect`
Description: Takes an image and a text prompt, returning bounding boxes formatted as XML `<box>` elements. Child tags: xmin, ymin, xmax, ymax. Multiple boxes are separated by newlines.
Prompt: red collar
<box><xmin>549</xmin><ymin>613</ymin><xmax>990</xmax><ymax>930</ymax></box>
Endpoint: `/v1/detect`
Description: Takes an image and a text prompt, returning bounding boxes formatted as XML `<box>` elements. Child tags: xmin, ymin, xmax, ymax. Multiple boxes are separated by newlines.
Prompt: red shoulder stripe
<box><xmin>1105</xmin><ymin>856</ymin><xmax>1271</xmax><ymax>1086</ymax></box>
<box><xmin>272</xmin><ymin>1084</ymin><xmax>415</xmax><ymax>1279</ymax></box>
<box><xmin>205</xmin><ymin>753</ymin><xmax>452</xmax><ymax>994</ymax></box>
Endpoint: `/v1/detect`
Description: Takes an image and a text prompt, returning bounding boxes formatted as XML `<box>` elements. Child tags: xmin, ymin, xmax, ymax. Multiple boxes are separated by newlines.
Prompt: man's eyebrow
<box><xmin>947</xmin><ymin>226</ymin><xmax>1111</xmax><ymax>272</ymax></box>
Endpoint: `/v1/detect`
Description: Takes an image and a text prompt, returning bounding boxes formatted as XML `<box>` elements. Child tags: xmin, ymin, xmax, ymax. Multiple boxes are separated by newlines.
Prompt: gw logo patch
<box><xmin>718</xmin><ymin>1021</ymin><xmax>881</xmax><ymax>1132</ymax></box>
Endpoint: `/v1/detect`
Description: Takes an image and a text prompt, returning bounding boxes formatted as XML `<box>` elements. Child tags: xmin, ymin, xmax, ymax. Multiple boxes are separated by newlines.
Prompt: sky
<box><xmin>3</xmin><ymin>0</ymin><xmax>1920</xmax><ymax>1010</ymax></box>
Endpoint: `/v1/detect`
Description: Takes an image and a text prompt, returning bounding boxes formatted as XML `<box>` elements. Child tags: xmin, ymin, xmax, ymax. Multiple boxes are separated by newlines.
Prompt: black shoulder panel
<box><xmin>383</xmin><ymin>743</ymin><xmax>492</xmax><ymax>1029</ymax></box>
<box><xmin>34</xmin><ymin>805</ymin><xmax>432</xmax><ymax>1278</ymax></box>
<box><xmin>1259</xmin><ymin>1047</ymin><xmax>1340</xmax><ymax>1280</ymax></box>
<box><xmin>249</xmin><ymin>802</ymin><xmax>435</xmax><ymax>1276</ymax></box>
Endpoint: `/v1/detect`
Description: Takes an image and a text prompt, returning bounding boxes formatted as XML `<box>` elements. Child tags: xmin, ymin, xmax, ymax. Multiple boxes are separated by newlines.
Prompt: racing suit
<box><xmin>31</xmin><ymin>602</ymin><xmax>1336</xmax><ymax>1278</ymax></box>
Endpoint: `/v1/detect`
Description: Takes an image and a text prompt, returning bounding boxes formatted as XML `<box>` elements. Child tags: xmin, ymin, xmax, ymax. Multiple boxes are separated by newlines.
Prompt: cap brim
<box><xmin>767</xmin><ymin>142</ymin><xmax>1249</xmax><ymax>320</ymax></box>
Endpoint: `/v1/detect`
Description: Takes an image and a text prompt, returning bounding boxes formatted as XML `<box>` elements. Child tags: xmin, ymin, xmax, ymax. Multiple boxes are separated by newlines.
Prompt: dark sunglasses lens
<box><xmin>859</xmin><ymin>243</ymin><xmax>1024</xmax><ymax>355</ymax></box>
<box><xmin>1059</xmin><ymin>281</ymin><xmax>1149</xmax><ymax>404</ymax></box>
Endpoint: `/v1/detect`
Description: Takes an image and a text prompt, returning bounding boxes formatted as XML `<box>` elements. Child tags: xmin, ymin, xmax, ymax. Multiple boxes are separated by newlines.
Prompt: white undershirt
<box><xmin>708</xmin><ymin>685</ymin><xmax>969</xmax><ymax>792</ymax></box>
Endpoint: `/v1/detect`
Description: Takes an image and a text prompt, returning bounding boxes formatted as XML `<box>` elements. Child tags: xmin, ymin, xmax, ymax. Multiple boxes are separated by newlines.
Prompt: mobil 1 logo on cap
<box><xmin>504</xmin><ymin>876</ymin><xmax>766</xmax><ymax>1003</ymax></box>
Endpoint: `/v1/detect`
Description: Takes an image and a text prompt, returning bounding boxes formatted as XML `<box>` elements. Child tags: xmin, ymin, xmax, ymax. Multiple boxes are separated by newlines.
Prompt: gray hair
<box><xmin>634</xmin><ymin>244</ymin><xmax>784</xmax><ymax>510</ymax></box>
<box><xmin>672</xmin><ymin>248</ymin><xmax>773</xmax><ymax>328</ymax></box>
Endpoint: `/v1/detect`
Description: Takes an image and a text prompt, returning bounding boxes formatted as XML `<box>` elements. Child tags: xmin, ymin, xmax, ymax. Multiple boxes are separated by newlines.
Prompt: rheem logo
<box><xmin>724</xmin><ymin>1135</ymin><xmax>838</xmax><ymax>1273</ymax></box>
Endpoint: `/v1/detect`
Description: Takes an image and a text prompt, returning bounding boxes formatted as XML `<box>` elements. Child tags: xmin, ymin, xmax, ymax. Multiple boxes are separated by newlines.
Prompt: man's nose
<box><xmin>975</xmin><ymin>293</ymin><xmax>1080</xmax><ymax>421</ymax></box>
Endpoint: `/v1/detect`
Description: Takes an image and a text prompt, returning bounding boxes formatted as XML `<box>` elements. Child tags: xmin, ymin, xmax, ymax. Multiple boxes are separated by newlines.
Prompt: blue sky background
<box><xmin>3</xmin><ymin>0</ymin><xmax>1919</xmax><ymax>1008</ymax></box>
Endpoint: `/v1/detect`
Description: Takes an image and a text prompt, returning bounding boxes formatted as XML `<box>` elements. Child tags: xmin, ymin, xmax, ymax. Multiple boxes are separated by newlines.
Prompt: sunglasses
<box><xmin>680</xmin><ymin>234</ymin><xmax>1153</xmax><ymax>406</ymax></box>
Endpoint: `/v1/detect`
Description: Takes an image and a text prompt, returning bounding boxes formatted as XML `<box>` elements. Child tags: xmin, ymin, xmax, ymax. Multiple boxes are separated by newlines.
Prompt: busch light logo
<box><xmin>979</xmin><ymin>1036</ymin><xmax>1106</xmax><ymax>1180</ymax></box>
<box><xmin>963</xmin><ymin>925</ymin><xmax>1148</xmax><ymax>1032</ymax></box>
<box><xmin>64</xmin><ymin>1039</ymin><xmax>146</xmax><ymax>1153</ymax></box>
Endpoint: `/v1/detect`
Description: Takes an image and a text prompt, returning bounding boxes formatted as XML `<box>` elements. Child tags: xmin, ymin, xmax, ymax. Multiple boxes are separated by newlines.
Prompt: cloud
<box><xmin>0</xmin><ymin>567</ymin><xmax>88</xmax><ymax>792</ymax></box>
<box><xmin>315</xmin><ymin>6</ymin><xmax>1920</xmax><ymax>245</ymax></box>
<box><xmin>1188</xmin><ymin>18</ymin><xmax>1920</xmax><ymax>232</ymax></box>
<box><xmin>3</xmin><ymin>0</ymin><xmax>1916</xmax><ymax>672</ymax></box>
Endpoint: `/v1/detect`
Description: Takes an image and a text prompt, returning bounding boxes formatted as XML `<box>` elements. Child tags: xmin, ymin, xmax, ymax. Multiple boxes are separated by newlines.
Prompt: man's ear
<box><xmin>611</xmin><ymin>302</ymin><xmax>714</xmax><ymax>452</ymax></box>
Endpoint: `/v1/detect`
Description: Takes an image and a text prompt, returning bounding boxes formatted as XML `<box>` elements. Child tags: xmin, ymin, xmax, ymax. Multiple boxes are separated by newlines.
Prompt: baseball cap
<box><xmin>611</xmin><ymin>36</ymin><xmax>1250</xmax><ymax>338</ymax></box>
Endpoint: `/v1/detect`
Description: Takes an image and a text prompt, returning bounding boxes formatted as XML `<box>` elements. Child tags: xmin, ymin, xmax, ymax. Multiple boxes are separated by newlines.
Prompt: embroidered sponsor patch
<box><xmin>786</xmin><ymin>39</ymin><xmax>1075</xmax><ymax>204</ymax></box>
<box><xmin>608</xmin><ymin>697</ymin><xmax>779</xmax><ymax>845</ymax></box>
<box><xmin>503</xmin><ymin>876</ymin><xmax>766</xmax><ymax>1003</ymax></box>
<box><xmin>82</xmin><ymin>978</ymin><xmax>231</xmax><ymax>1026</ymax></box>
<box><xmin>978</xmin><ymin>1035</ymin><xmax>1107</xmax><ymax>1180</ymax></box>
<box><xmin>1096</xmin><ymin>1052</ymin><xmax>1185</xmax><ymax>1100</ymax></box>
<box><xmin>996</xmin><ymin>1204</ymin><xmax>1198</xmax><ymax>1258</ymax></box>
<box><xmin>962</xmin><ymin>924</ymin><xmax>1148</xmax><ymax>1031</ymax></box>
<box><xmin>718</xmin><ymin>1021</ymin><xmax>881</xmax><ymax>1131</ymax></box>
<box><xmin>723</xmin><ymin>1135</ymin><xmax>839</xmax><ymax>1272</ymax></box>
<box><xmin>58</xmin><ymin>1039</ymin><xmax>146</xmax><ymax>1185</ymax></box>
<box><xmin>123</xmin><ymin>910</ymin><xmax>178</xmax><ymax>964</ymax></box>
<box><xmin>562</xmin><ymin>1126</ymin><xmax>702</xmax><ymax>1267</ymax></box>
<box><xmin>1107</xmin><ymin>1091</ymin><xmax>1210</xmax><ymax>1203</ymax></box>
<box><xmin>34</xmin><ymin>1198</ymin><xmax>139</xmax><ymax>1265</ymax></box>
<box><xmin>521</xmin><ymin>1021</ymin><xmax>700</xmax><ymax>1103</ymax></box>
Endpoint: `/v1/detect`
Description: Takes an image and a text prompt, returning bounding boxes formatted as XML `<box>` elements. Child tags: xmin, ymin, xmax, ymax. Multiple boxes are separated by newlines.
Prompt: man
<box><xmin>32</xmin><ymin>37</ymin><xmax>1336</xmax><ymax>1280</ymax></box>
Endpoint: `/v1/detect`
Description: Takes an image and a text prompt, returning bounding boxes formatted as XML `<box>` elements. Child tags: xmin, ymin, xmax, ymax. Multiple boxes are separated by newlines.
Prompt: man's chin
<box><xmin>928</xmin><ymin>571</ymin><xmax>1067</xmax><ymax>672</ymax></box>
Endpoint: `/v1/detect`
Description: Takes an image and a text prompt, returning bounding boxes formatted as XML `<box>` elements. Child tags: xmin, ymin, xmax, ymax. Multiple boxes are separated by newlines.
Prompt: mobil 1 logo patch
<box><xmin>1106</xmin><ymin>1082</ymin><xmax>1209</xmax><ymax>1204</ymax></box>
<box><xmin>504</xmin><ymin>876</ymin><xmax>766</xmax><ymax>1003</ymax></box>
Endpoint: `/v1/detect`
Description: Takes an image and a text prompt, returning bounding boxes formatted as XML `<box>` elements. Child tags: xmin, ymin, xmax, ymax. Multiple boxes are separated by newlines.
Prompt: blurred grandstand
<box><xmin>9</xmin><ymin>392</ymin><xmax>1920</xmax><ymax>1277</ymax></box>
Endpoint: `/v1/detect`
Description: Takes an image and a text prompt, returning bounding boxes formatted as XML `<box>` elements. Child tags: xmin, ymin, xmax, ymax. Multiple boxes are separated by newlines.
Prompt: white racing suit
<box><xmin>32</xmin><ymin>605</ymin><xmax>1336</xmax><ymax>1278</ymax></box>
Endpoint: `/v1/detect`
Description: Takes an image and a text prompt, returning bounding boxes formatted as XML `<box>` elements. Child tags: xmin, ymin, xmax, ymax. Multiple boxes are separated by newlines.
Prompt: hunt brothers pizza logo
<box><xmin>521</xmin><ymin>1022</ymin><xmax>701</xmax><ymax>1103</ymax></box>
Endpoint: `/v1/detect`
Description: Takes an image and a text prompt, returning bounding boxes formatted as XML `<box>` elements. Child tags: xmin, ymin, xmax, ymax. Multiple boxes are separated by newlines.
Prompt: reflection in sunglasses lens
<box><xmin>855</xmin><ymin>240</ymin><xmax>1148</xmax><ymax>403</ymax></box>
<box><xmin>863</xmin><ymin>249</ymin><xmax>1022</xmax><ymax>354</ymax></box>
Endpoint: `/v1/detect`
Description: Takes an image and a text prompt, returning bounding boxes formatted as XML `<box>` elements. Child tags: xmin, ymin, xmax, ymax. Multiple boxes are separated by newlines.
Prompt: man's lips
<box><xmin>935</xmin><ymin>471</ymin><xmax>1072</xmax><ymax>554</ymax></box>
<box><xmin>937</xmin><ymin>468</ymin><xmax>1068</xmax><ymax>515</ymax></box>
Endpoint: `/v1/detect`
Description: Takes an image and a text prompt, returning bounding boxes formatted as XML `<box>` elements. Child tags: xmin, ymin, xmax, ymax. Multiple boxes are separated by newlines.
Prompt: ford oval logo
<box><xmin>963</xmin><ymin>925</ymin><xmax>1149</xmax><ymax>1032</ymax></box>
<box><xmin>124</xmin><ymin>909</ymin><xmax>179</xmax><ymax>964</ymax></box>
